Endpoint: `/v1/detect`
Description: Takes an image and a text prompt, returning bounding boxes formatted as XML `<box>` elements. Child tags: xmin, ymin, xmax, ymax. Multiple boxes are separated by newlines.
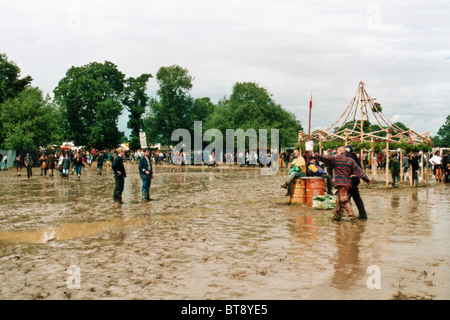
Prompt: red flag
<box><xmin>308</xmin><ymin>93</ymin><xmax>312</xmax><ymax>139</ymax></box>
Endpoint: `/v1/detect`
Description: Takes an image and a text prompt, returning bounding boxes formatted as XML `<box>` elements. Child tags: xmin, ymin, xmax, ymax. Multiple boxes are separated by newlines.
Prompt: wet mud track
<box><xmin>0</xmin><ymin>165</ymin><xmax>448</xmax><ymax>299</ymax></box>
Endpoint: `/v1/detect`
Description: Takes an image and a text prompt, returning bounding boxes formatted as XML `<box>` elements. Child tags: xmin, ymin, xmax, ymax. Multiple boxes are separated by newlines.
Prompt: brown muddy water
<box><xmin>0</xmin><ymin>164</ymin><xmax>448</xmax><ymax>300</ymax></box>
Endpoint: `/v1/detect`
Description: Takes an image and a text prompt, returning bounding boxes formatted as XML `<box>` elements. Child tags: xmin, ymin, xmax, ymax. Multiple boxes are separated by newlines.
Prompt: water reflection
<box><xmin>292</xmin><ymin>215</ymin><xmax>317</xmax><ymax>241</ymax></box>
<box><xmin>0</xmin><ymin>213</ymin><xmax>148</xmax><ymax>244</ymax></box>
<box><xmin>391</xmin><ymin>192</ymin><xmax>400</xmax><ymax>210</ymax></box>
<box><xmin>331</xmin><ymin>223</ymin><xmax>366</xmax><ymax>290</ymax></box>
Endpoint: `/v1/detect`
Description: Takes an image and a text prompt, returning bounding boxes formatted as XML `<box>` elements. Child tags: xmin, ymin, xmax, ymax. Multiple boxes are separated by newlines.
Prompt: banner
<box><xmin>139</xmin><ymin>132</ymin><xmax>147</xmax><ymax>149</ymax></box>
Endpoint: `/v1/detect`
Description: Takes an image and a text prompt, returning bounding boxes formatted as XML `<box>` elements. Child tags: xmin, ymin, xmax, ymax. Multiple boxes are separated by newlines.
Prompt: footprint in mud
<box><xmin>230</xmin><ymin>270</ymin><xmax>248</xmax><ymax>280</ymax></box>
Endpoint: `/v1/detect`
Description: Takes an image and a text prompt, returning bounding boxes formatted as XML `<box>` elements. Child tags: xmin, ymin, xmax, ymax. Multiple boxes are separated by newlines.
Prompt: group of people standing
<box><xmin>282</xmin><ymin>145</ymin><xmax>371</xmax><ymax>222</ymax></box>
<box><xmin>282</xmin><ymin>146</ymin><xmax>449</xmax><ymax>222</ymax></box>
<box><xmin>391</xmin><ymin>150</ymin><xmax>449</xmax><ymax>187</ymax></box>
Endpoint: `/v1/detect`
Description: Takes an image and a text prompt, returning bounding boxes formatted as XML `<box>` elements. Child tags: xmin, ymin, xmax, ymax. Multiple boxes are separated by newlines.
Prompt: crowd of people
<box><xmin>281</xmin><ymin>146</ymin><xmax>449</xmax><ymax>223</ymax></box>
<box><xmin>3</xmin><ymin>145</ymin><xmax>448</xmax><ymax>211</ymax></box>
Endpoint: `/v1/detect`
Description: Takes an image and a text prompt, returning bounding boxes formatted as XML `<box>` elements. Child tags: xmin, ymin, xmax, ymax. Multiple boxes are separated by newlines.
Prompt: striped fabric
<box><xmin>315</xmin><ymin>154</ymin><xmax>370</xmax><ymax>187</ymax></box>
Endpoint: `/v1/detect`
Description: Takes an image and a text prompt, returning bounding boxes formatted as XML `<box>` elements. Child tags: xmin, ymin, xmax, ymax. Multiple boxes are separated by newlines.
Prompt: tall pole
<box><xmin>308</xmin><ymin>93</ymin><xmax>312</xmax><ymax>141</ymax></box>
<box><xmin>386</xmin><ymin>140</ymin><xmax>389</xmax><ymax>188</ymax></box>
<box><xmin>371</xmin><ymin>137</ymin><xmax>375</xmax><ymax>181</ymax></box>
<box><xmin>307</xmin><ymin>93</ymin><xmax>312</xmax><ymax>165</ymax></box>
<box><xmin>421</xmin><ymin>151</ymin><xmax>424</xmax><ymax>184</ymax></box>
<box><xmin>400</xmin><ymin>150</ymin><xmax>403</xmax><ymax>183</ymax></box>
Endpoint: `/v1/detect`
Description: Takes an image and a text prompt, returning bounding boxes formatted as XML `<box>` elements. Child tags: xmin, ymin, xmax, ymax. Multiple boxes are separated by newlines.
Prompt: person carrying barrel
<box><xmin>312</xmin><ymin>146</ymin><xmax>371</xmax><ymax>222</ymax></box>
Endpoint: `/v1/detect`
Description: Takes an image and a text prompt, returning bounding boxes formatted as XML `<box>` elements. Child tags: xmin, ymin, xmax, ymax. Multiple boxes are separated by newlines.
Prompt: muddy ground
<box><xmin>0</xmin><ymin>164</ymin><xmax>448</xmax><ymax>300</ymax></box>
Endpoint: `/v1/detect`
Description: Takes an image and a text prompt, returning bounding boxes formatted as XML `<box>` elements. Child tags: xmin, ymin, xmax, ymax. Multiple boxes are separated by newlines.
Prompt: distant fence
<box><xmin>0</xmin><ymin>150</ymin><xmax>17</xmax><ymax>168</ymax></box>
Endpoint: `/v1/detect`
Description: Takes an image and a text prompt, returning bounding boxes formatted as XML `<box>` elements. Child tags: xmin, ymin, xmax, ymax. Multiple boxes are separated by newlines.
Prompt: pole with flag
<box><xmin>306</xmin><ymin>93</ymin><xmax>312</xmax><ymax>167</ymax></box>
<box><xmin>308</xmin><ymin>92</ymin><xmax>312</xmax><ymax>140</ymax></box>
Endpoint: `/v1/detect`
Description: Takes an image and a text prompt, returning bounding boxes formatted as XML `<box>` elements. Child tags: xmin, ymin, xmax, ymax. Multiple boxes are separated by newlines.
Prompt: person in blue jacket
<box><xmin>138</xmin><ymin>148</ymin><xmax>154</xmax><ymax>202</ymax></box>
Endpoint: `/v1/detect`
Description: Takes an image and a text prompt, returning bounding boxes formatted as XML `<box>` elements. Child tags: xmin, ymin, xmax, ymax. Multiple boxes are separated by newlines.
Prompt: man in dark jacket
<box><xmin>409</xmin><ymin>152</ymin><xmax>420</xmax><ymax>187</ymax></box>
<box><xmin>138</xmin><ymin>149</ymin><xmax>154</xmax><ymax>202</ymax></box>
<box><xmin>24</xmin><ymin>153</ymin><xmax>33</xmax><ymax>179</ymax></box>
<box><xmin>442</xmin><ymin>150</ymin><xmax>449</xmax><ymax>183</ymax></box>
<box><xmin>97</xmin><ymin>151</ymin><xmax>104</xmax><ymax>175</ymax></box>
<box><xmin>111</xmin><ymin>148</ymin><xmax>126</xmax><ymax>204</ymax></box>
<box><xmin>345</xmin><ymin>145</ymin><xmax>368</xmax><ymax>220</ymax></box>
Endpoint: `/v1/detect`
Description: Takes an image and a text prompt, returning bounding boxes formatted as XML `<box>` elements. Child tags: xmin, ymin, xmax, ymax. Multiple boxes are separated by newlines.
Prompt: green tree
<box><xmin>121</xmin><ymin>74</ymin><xmax>152</xmax><ymax>150</ymax></box>
<box><xmin>54</xmin><ymin>61</ymin><xmax>125</xmax><ymax>149</ymax></box>
<box><xmin>143</xmin><ymin>65</ymin><xmax>195</xmax><ymax>146</ymax></box>
<box><xmin>0</xmin><ymin>52</ymin><xmax>33</xmax><ymax>105</ymax></box>
<box><xmin>392</xmin><ymin>122</ymin><xmax>410</xmax><ymax>131</ymax></box>
<box><xmin>205</xmin><ymin>82</ymin><xmax>302</xmax><ymax>147</ymax></box>
<box><xmin>0</xmin><ymin>87</ymin><xmax>63</xmax><ymax>152</ymax></box>
<box><xmin>432</xmin><ymin>115</ymin><xmax>450</xmax><ymax>147</ymax></box>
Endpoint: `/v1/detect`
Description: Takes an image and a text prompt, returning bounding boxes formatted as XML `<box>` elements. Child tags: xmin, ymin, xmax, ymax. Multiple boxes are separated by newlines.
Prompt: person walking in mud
<box><xmin>47</xmin><ymin>152</ymin><xmax>56</xmax><ymax>177</ymax></box>
<box><xmin>69</xmin><ymin>150</ymin><xmax>75</xmax><ymax>175</ymax></box>
<box><xmin>73</xmin><ymin>153</ymin><xmax>85</xmax><ymax>181</ymax></box>
<box><xmin>409</xmin><ymin>152</ymin><xmax>420</xmax><ymax>186</ymax></box>
<box><xmin>402</xmin><ymin>152</ymin><xmax>410</xmax><ymax>181</ymax></box>
<box><xmin>345</xmin><ymin>145</ymin><xmax>368</xmax><ymax>219</ymax></box>
<box><xmin>39</xmin><ymin>153</ymin><xmax>47</xmax><ymax>176</ymax></box>
<box><xmin>112</xmin><ymin>148</ymin><xmax>126</xmax><ymax>204</ymax></box>
<box><xmin>24</xmin><ymin>153</ymin><xmax>33</xmax><ymax>179</ymax></box>
<box><xmin>2</xmin><ymin>153</ymin><xmax>7</xmax><ymax>171</ymax></box>
<box><xmin>389</xmin><ymin>152</ymin><xmax>400</xmax><ymax>188</ymax></box>
<box><xmin>139</xmin><ymin>148</ymin><xmax>154</xmax><ymax>202</ymax></box>
<box><xmin>15</xmin><ymin>154</ymin><xmax>23</xmax><ymax>176</ymax></box>
<box><xmin>281</xmin><ymin>149</ymin><xmax>306</xmax><ymax>196</ymax></box>
<box><xmin>430</xmin><ymin>151</ymin><xmax>443</xmax><ymax>182</ymax></box>
<box><xmin>442</xmin><ymin>150</ymin><xmax>450</xmax><ymax>183</ymax></box>
<box><xmin>312</xmin><ymin>146</ymin><xmax>371</xmax><ymax>222</ymax></box>
<box><xmin>61</xmin><ymin>152</ymin><xmax>71</xmax><ymax>180</ymax></box>
<box><xmin>97</xmin><ymin>151</ymin><xmax>104</xmax><ymax>175</ymax></box>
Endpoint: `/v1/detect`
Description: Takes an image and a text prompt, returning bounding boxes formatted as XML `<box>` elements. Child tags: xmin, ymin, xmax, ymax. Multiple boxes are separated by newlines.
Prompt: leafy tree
<box><xmin>392</xmin><ymin>122</ymin><xmax>410</xmax><ymax>132</ymax></box>
<box><xmin>334</xmin><ymin>120</ymin><xmax>371</xmax><ymax>133</ymax></box>
<box><xmin>143</xmin><ymin>65</ymin><xmax>196</xmax><ymax>146</ymax></box>
<box><xmin>0</xmin><ymin>52</ymin><xmax>33</xmax><ymax>105</ymax></box>
<box><xmin>54</xmin><ymin>61</ymin><xmax>125</xmax><ymax>149</ymax></box>
<box><xmin>121</xmin><ymin>74</ymin><xmax>152</xmax><ymax>150</ymax></box>
<box><xmin>432</xmin><ymin>115</ymin><xmax>450</xmax><ymax>147</ymax></box>
<box><xmin>0</xmin><ymin>87</ymin><xmax>63</xmax><ymax>152</ymax></box>
<box><xmin>190</xmin><ymin>97</ymin><xmax>215</xmax><ymax>130</ymax></box>
<box><xmin>205</xmin><ymin>82</ymin><xmax>302</xmax><ymax>148</ymax></box>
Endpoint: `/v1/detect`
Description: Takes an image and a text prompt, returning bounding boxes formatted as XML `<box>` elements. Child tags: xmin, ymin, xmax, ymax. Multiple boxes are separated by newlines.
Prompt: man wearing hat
<box><xmin>345</xmin><ymin>145</ymin><xmax>368</xmax><ymax>220</ymax></box>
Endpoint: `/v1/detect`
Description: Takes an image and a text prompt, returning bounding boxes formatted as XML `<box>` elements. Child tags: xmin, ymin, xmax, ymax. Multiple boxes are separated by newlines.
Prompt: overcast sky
<box><xmin>1</xmin><ymin>0</ymin><xmax>449</xmax><ymax>137</ymax></box>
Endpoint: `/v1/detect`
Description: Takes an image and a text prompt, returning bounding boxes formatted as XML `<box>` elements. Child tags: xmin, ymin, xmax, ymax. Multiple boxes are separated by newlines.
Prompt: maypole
<box><xmin>302</xmin><ymin>81</ymin><xmax>432</xmax><ymax>188</ymax></box>
<box><xmin>306</xmin><ymin>93</ymin><xmax>312</xmax><ymax>164</ymax></box>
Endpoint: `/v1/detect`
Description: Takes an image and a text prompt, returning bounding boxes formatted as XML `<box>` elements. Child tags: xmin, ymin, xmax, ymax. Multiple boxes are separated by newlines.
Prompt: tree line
<box><xmin>0</xmin><ymin>53</ymin><xmax>303</xmax><ymax>153</ymax></box>
<box><xmin>1</xmin><ymin>52</ymin><xmax>448</xmax><ymax>154</ymax></box>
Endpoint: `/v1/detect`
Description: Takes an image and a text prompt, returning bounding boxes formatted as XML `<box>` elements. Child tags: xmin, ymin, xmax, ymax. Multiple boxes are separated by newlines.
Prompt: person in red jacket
<box><xmin>312</xmin><ymin>146</ymin><xmax>371</xmax><ymax>222</ymax></box>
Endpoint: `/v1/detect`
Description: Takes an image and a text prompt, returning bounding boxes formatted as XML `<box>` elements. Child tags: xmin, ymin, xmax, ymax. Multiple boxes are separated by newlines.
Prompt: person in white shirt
<box><xmin>2</xmin><ymin>154</ymin><xmax>7</xmax><ymax>171</ymax></box>
<box><xmin>429</xmin><ymin>151</ymin><xmax>443</xmax><ymax>182</ymax></box>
